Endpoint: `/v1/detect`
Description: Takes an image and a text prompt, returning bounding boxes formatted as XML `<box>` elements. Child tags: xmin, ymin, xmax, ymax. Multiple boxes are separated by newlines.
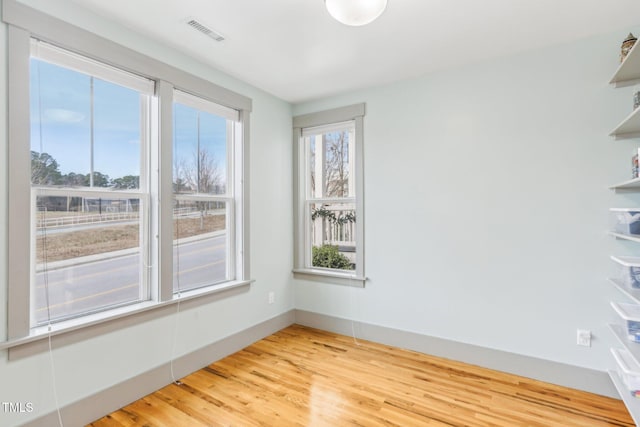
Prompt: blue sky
<box><xmin>173</xmin><ymin>103</ymin><xmax>227</xmax><ymax>186</ymax></box>
<box><xmin>30</xmin><ymin>58</ymin><xmax>227</xmax><ymax>183</ymax></box>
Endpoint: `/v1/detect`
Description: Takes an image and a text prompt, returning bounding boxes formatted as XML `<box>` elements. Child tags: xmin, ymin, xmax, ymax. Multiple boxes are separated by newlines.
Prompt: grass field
<box><xmin>36</xmin><ymin>214</ymin><xmax>226</xmax><ymax>263</ymax></box>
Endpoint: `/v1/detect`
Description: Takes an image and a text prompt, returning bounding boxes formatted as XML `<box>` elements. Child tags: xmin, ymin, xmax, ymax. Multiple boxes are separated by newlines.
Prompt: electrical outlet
<box><xmin>577</xmin><ymin>329</ymin><xmax>591</xmax><ymax>347</ymax></box>
<box><xmin>268</xmin><ymin>292</ymin><xmax>275</xmax><ymax>304</ymax></box>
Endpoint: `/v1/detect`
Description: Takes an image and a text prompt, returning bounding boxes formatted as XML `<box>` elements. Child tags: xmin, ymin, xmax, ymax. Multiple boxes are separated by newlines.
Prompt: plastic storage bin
<box><xmin>611</xmin><ymin>301</ymin><xmax>640</xmax><ymax>342</ymax></box>
<box><xmin>611</xmin><ymin>348</ymin><xmax>640</xmax><ymax>397</ymax></box>
<box><xmin>611</xmin><ymin>255</ymin><xmax>640</xmax><ymax>289</ymax></box>
<box><xmin>610</xmin><ymin>208</ymin><xmax>640</xmax><ymax>235</ymax></box>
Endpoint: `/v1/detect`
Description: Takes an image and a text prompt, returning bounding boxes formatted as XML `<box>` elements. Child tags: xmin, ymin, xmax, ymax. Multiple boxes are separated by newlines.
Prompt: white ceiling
<box><xmin>65</xmin><ymin>0</ymin><xmax>640</xmax><ymax>104</ymax></box>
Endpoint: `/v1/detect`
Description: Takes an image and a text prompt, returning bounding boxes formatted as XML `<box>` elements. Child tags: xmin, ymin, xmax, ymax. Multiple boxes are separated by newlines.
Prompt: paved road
<box><xmin>34</xmin><ymin>234</ymin><xmax>226</xmax><ymax>324</ymax></box>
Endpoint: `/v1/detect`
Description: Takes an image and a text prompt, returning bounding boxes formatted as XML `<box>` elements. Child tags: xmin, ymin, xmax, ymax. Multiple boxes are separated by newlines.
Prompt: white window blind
<box><xmin>30</xmin><ymin>38</ymin><xmax>155</xmax><ymax>95</ymax></box>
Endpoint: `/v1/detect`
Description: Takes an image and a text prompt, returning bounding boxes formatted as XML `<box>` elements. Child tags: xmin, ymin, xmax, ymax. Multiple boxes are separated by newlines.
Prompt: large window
<box><xmin>293</xmin><ymin>104</ymin><xmax>365</xmax><ymax>285</ymax></box>
<box><xmin>173</xmin><ymin>91</ymin><xmax>237</xmax><ymax>293</ymax></box>
<box><xmin>30</xmin><ymin>40</ymin><xmax>152</xmax><ymax>325</ymax></box>
<box><xmin>6</xmin><ymin>19</ymin><xmax>250</xmax><ymax>345</ymax></box>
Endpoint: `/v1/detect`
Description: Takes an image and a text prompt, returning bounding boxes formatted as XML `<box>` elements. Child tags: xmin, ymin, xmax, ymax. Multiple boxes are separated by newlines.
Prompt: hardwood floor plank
<box><xmin>89</xmin><ymin>325</ymin><xmax>634</xmax><ymax>426</ymax></box>
<box><xmin>87</xmin><ymin>416</ymin><xmax>125</xmax><ymax>427</ymax></box>
<box><xmin>125</xmin><ymin>395</ymin><xmax>211</xmax><ymax>427</ymax></box>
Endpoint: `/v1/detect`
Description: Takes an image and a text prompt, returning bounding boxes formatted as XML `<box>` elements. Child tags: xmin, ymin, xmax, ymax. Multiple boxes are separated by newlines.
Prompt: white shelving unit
<box><xmin>611</xmin><ymin>108</ymin><xmax>640</xmax><ymax>140</ymax></box>
<box><xmin>611</xmin><ymin>41</ymin><xmax>640</xmax><ymax>87</ymax></box>
<box><xmin>610</xmin><ymin>323</ymin><xmax>640</xmax><ymax>362</ymax></box>
<box><xmin>610</xmin><ymin>278</ymin><xmax>640</xmax><ymax>303</ymax></box>
<box><xmin>609</xmin><ymin>323</ymin><xmax>640</xmax><ymax>426</ymax></box>
<box><xmin>611</xmin><ymin>177</ymin><xmax>640</xmax><ymax>191</ymax></box>
<box><xmin>611</xmin><ymin>232</ymin><xmax>640</xmax><ymax>244</ymax></box>
<box><xmin>609</xmin><ymin>38</ymin><xmax>640</xmax><ymax>425</ymax></box>
<box><xmin>610</xmin><ymin>369</ymin><xmax>640</xmax><ymax>427</ymax></box>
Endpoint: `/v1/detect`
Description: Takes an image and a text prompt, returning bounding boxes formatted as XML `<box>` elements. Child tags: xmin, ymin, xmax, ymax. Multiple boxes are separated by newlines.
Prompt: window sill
<box><xmin>1</xmin><ymin>279</ymin><xmax>253</xmax><ymax>357</ymax></box>
<box><xmin>293</xmin><ymin>268</ymin><xmax>366</xmax><ymax>287</ymax></box>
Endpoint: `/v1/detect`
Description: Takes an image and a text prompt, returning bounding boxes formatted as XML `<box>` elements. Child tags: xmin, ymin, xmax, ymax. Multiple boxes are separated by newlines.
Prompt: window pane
<box><xmin>309</xmin><ymin>202</ymin><xmax>356</xmax><ymax>271</ymax></box>
<box><xmin>30</xmin><ymin>59</ymin><xmax>142</xmax><ymax>189</ymax></box>
<box><xmin>308</xmin><ymin>128</ymin><xmax>353</xmax><ymax>199</ymax></box>
<box><xmin>173</xmin><ymin>199</ymin><xmax>228</xmax><ymax>292</ymax></box>
<box><xmin>93</xmin><ymin>80</ymin><xmax>142</xmax><ymax>189</ymax></box>
<box><xmin>174</xmin><ymin>103</ymin><xmax>228</xmax><ymax>195</ymax></box>
<box><xmin>33</xmin><ymin>195</ymin><xmax>144</xmax><ymax>324</ymax></box>
<box><xmin>29</xmin><ymin>51</ymin><xmax>148</xmax><ymax>326</ymax></box>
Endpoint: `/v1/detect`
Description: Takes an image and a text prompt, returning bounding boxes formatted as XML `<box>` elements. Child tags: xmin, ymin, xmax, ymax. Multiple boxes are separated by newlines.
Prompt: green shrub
<box><xmin>312</xmin><ymin>244</ymin><xmax>353</xmax><ymax>270</ymax></box>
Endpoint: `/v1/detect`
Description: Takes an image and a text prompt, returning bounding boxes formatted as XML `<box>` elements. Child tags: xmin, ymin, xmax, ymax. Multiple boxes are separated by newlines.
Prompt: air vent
<box><xmin>186</xmin><ymin>18</ymin><xmax>225</xmax><ymax>42</ymax></box>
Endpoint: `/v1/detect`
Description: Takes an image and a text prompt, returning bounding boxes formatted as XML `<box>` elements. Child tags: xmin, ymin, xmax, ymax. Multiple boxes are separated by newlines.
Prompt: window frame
<box><xmin>292</xmin><ymin>104</ymin><xmax>366</xmax><ymax>287</ymax></box>
<box><xmin>3</xmin><ymin>0</ymin><xmax>252</xmax><ymax>354</ymax></box>
<box><xmin>29</xmin><ymin>41</ymin><xmax>155</xmax><ymax>326</ymax></box>
<box><xmin>172</xmin><ymin>89</ymin><xmax>239</xmax><ymax>293</ymax></box>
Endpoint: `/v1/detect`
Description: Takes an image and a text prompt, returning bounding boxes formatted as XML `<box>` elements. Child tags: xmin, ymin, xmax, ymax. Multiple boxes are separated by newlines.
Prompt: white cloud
<box><xmin>44</xmin><ymin>108</ymin><xmax>85</xmax><ymax>123</ymax></box>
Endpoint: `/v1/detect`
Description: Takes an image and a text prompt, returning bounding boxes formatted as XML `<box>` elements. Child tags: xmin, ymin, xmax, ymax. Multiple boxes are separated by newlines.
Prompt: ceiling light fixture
<box><xmin>325</xmin><ymin>0</ymin><xmax>388</xmax><ymax>26</ymax></box>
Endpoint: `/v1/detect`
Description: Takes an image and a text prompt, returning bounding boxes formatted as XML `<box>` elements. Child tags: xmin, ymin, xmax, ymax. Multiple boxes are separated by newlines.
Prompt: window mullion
<box><xmin>174</xmin><ymin>194</ymin><xmax>233</xmax><ymax>203</ymax></box>
<box><xmin>304</xmin><ymin>201</ymin><xmax>313</xmax><ymax>269</ymax></box>
<box><xmin>226</xmin><ymin>120</ymin><xmax>234</xmax><ymax>198</ymax></box>
<box><xmin>34</xmin><ymin>187</ymin><xmax>144</xmax><ymax>199</ymax></box>
<box><xmin>157</xmin><ymin>80</ymin><xmax>174</xmax><ymax>302</ymax></box>
<box><xmin>292</xmin><ymin>127</ymin><xmax>305</xmax><ymax>272</ymax></box>
<box><xmin>307</xmin><ymin>197</ymin><xmax>356</xmax><ymax>204</ymax></box>
<box><xmin>354</xmin><ymin>115</ymin><xmax>365</xmax><ymax>278</ymax></box>
<box><xmin>237</xmin><ymin>113</ymin><xmax>250</xmax><ymax>281</ymax></box>
<box><xmin>227</xmin><ymin>200</ymin><xmax>235</xmax><ymax>281</ymax></box>
<box><xmin>348</xmin><ymin>128</ymin><xmax>356</xmax><ymax>198</ymax></box>
<box><xmin>139</xmin><ymin>93</ymin><xmax>151</xmax><ymax>302</ymax></box>
<box><xmin>8</xmin><ymin>26</ymin><xmax>33</xmax><ymax>339</ymax></box>
<box><xmin>316</xmin><ymin>135</ymin><xmax>325</xmax><ymax>198</ymax></box>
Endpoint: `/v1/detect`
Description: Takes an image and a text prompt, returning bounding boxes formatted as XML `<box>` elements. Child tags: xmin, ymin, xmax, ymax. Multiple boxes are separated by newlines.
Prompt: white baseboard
<box><xmin>294</xmin><ymin>309</ymin><xmax>618</xmax><ymax>399</ymax></box>
<box><xmin>23</xmin><ymin>308</ymin><xmax>618</xmax><ymax>426</ymax></box>
<box><xmin>22</xmin><ymin>310</ymin><xmax>296</xmax><ymax>427</ymax></box>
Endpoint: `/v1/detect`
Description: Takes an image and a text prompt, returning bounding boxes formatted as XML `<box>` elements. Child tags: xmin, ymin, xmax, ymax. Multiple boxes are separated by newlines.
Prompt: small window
<box><xmin>293</xmin><ymin>104</ymin><xmax>365</xmax><ymax>285</ymax></box>
<box><xmin>304</xmin><ymin>122</ymin><xmax>356</xmax><ymax>270</ymax></box>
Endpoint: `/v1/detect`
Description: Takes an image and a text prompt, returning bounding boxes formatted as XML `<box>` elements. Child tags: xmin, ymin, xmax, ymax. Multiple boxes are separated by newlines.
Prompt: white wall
<box><xmin>293</xmin><ymin>29</ymin><xmax>640</xmax><ymax>371</ymax></box>
<box><xmin>0</xmin><ymin>1</ymin><xmax>293</xmax><ymax>426</ymax></box>
<box><xmin>2</xmin><ymin>0</ymin><xmax>639</xmax><ymax>424</ymax></box>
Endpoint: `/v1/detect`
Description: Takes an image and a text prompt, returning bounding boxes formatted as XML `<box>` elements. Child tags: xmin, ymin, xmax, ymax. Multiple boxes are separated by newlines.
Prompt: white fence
<box><xmin>312</xmin><ymin>206</ymin><xmax>356</xmax><ymax>247</ymax></box>
<box><xmin>37</xmin><ymin>206</ymin><xmax>225</xmax><ymax>230</ymax></box>
<box><xmin>37</xmin><ymin>212</ymin><xmax>140</xmax><ymax>229</ymax></box>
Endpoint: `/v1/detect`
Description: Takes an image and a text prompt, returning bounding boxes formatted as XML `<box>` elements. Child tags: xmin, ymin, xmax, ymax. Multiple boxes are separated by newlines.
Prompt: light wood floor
<box><xmin>89</xmin><ymin>325</ymin><xmax>634</xmax><ymax>426</ymax></box>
